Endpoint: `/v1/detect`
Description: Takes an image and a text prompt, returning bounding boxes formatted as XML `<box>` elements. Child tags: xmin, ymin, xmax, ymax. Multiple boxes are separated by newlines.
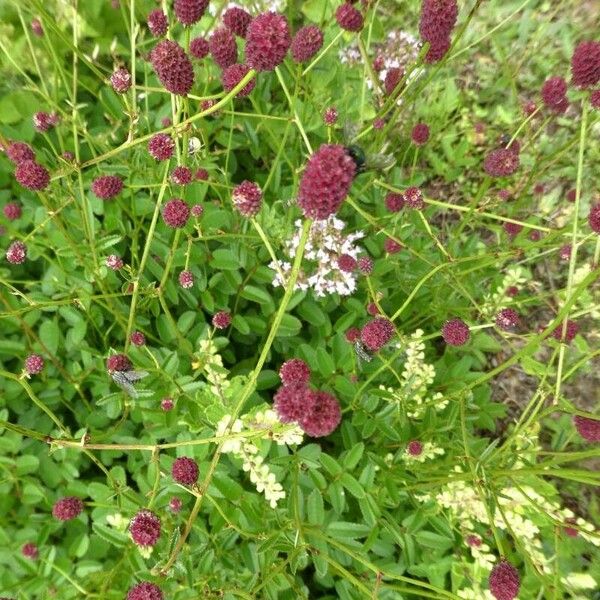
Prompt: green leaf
<box><xmin>342</xmin><ymin>443</ymin><xmax>364</xmax><ymax>470</ymax></box>
<box><xmin>276</xmin><ymin>314</ymin><xmax>302</xmax><ymax>337</ymax></box>
<box><xmin>240</xmin><ymin>285</ymin><xmax>272</xmax><ymax>304</ymax></box>
<box><xmin>339</xmin><ymin>473</ymin><xmax>365</xmax><ymax>499</ymax></box>
<box><xmin>39</xmin><ymin>319</ymin><xmax>60</xmax><ymax>355</ymax></box>
<box><xmin>326</xmin><ymin>521</ymin><xmax>371</xmax><ymax>539</ymax></box>
<box><xmin>307</xmin><ymin>489</ymin><xmax>324</xmax><ymax>525</ymax></box>
<box><xmin>211</xmin><ymin>249</ymin><xmax>240</xmax><ymax>270</ymax></box>
<box><xmin>16</xmin><ymin>455</ymin><xmax>40</xmax><ymax>476</ymax></box>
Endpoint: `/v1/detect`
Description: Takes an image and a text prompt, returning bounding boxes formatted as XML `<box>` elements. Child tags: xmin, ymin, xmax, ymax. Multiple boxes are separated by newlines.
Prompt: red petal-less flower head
<box><xmin>171</xmin><ymin>457</ymin><xmax>199</xmax><ymax>485</ymax></box>
<box><xmin>559</xmin><ymin>243</ymin><xmax>572</xmax><ymax>261</ymax></box>
<box><xmin>345</xmin><ymin>327</ymin><xmax>360</xmax><ymax>343</ymax></box>
<box><xmin>551</xmin><ymin>319</ymin><xmax>578</xmax><ymax>344</ymax></box>
<box><xmin>384</xmin><ymin>238</ymin><xmax>402</xmax><ymax>254</ymax></box>
<box><xmin>190</xmin><ymin>37</ymin><xmax>209</xmax><ymax>60</ymax></box>
<box><xmin>360</xmin><ymin>318</ymin><xmax>394</xmax><ymax>351</ymax></box>
<box><xmin>484</xmin><ymin>148</ymin><xmax>519</xmax><ymax>177</ymax></box>
<box><xmin>367</xmin><ymin>302</ymin><xmax>379</xmax><ymax>316</ymax></box>
<box><xmin>130</xmin><ymin>331</ymin><xmax>146</xmax><ymax>346</ymax></box>
<box><xmin>110</xmin><ymin>68</ymin><xmax>131</xmax><ymax>93</ymax></box>
<box><xmin>297</xmin><ymin>144</ymin><xmax>356</xmax><ymax>219</ymax></box>
<box><xmin>291</xmin><ymin>25</ymin><xmax>324</xmax><ymax>63</ymax></box>
<box><xmin>21</xmin><ymin>543</ymin><xmax>38</xmax><ymax>559</ymax></box>
<box><xmin>106</xmin><ymin>353</ymin><xmax>132</xmax><ymax>372</ymax></box>
<box><xmin>245</xmin><ymin>12</ymin><xmax>291</xmax><ymax>72</ymax></box>
<box><xmin>279</xmin><ymin>358</ymin><xmax>311</xmax><ymax>386</ymax></box>
<box><xmin>591</xmin><ymin>89</ymin><xmax>600</xmax><ymax>110</ymax></box>
<box><xmin>404</xmin><ymin>186</ymin><xmax>424</xmax><ymax>209</ymax></box>
<box><xmin>384</xmin><ymin>67</ymin><xmax>403</xmax><ymax>95</ymax></box>
<box><xmin>222</xmin><ymin>63</ymin><xmax>256</xmax><ymax>97</ymax></box>
<box><xmin>407</xmin><ymin>440</ymin><xmax>423</xmax><ymax>456</ymax></box>
<box><xmin>15</xmin><ymin>160</ymin><xmax>50</xmax><ymax>191</ymax></box>
<box><xmin>442</xmin><ymin>318</ymin><xmax>470</xmax><ymax>346</ymax></box>
<box><xmin>541</xmin><ymin>76</ymin><xmax>569</xmax><ymax>113</ymax></box>
<box><xmin>411</xmin><ymin>122</ymin><xmax>430</xmax><ymax>145</ymax></box>
<box><xmin>52</xmin><ymin>497</ymin><xmax>84</xmax><ymax>521</ymax></box>
<box><xmin>129</xmin><ymin>510</ymin><xmax>161</xmax><ymax>547</ymax></box>
<box><xmin>573</xmin><ymin>415</ymin><xmax>600</xmax><ymax>442</ymax></box>
<box><xmin>503</xmin><ymin>221</ymin><xmax>523</xmax><ymax>238</ymax></box>
<box><xmin>31</xmin><ymin>18</ymin><xmax>44</xmax><ymax>37</ymax></box>
<box><xmin>106</xmin><ymin>254</ymin><xmax>123</xmax><ymax>270</ymax></box>
<box><xmin>147</xmin><ymin>9</ymin><xmax>168</xmax><ymax>37</ymax></box>
<box><xmin>274</xmin><ymin>385</ymin><xmax>317</xmax><ymax>424</ymax></box>
<box><xmin>299</xmin><ymin>390</ymin><xmax>342</xmax><ymax>437</ymax></box>
<box><xmin>223</xmin><ymin>7</ymin><xmax>252</xmax><ymax>38</ymax></box>
<box><xmin>571</xmin><ymin>40</ymin><xmax>600</xmax><ymax>88</ymax></box>
<box><xmin>25</xmin><ymin>353</ymin><xmax>44</xmax><ymax>375</ymax></box>
<box><xmin>195</xmin><ymin>169</ymin><xmax>209</xmax><ymax>182</ymax></box>
<box><xmin>178</xmin><ymin>270</ymin><xmax>194</xmax><ymax>289</ymax></box>
<box><xmin>150</xmin><ymin>40</ymin><xmax>195</xmax><ymax>96</ymax></box>
<box><xmin>3</xmin><ymin>202</ymin><xmax>22</xmax><ymax>220</ymax></box>
<box><xmin>232</xmin><ymin>180</ymin><xmax>262</xmax><ymax>216</ymax></box>
<box><xmin>148</xmin><ymin>133</ymin><xmax>175</xmax><ymax>161</ymax></box>
<box><xmin>385</xmin><ymin>192</ymin><xmax>405</xmax><ymax>212</ymax></box>
<box><xmin>162</xmin><ymin>198</ymin><xmax>190</xmax><ymax>228</ymax></box>
<box><xmin>373</xmin><ymin>117</ymin><xmax>385</xmax><ymax>130</ymax></box>
<box><xmin>127</xmin><ymin>582</ymin><xmax>163</xmax><ymax>600</ymax></box>
<box><xmin>419</xmin><ymin>0</ymin><xmax>457</xmax><ymax>61</ymax></box>
<box><xmin>335</xmin><ymin>3</ymin><xmax>364</xmax><ymax>32</ymax></box>
<box><xmin>171</xmin><ymin>166</ymin><xmax>193</xmax><ymax>186</ymax></box>
<box><xmin>6</xmin><ymin>241</ymin><xmax>27</xmax><ymax>265</ymax></box>
<box><xmin>173</xmin><ymin>0</ymin><xmax>209</xmax><ymax>26</ymax></box>
<box><xmin>161</xmin><ymin>397</ymin><xmax>175</xmax><ymax>411</ymax></box>
<box><xmin>495</xmin><ymin>308</ymin><xmax>519</xmax><ymax>331</ymax></box>
<box><xmin>523</xmin><ymin>100</ymin><xmax>537</xmax><ymax>116</ymax></box>
<box><xmin>169</xmin><ymin>497</ymin><xmax>182</xmax><ymax>511</ymax></box>
<box><xmin>588</xmin><ymin>203</ymin><xmax>600</xmax><ymax>234</ymax></box>
<box><xmin>209</xmin><ymin>27</ymin><xmax>238</xmax><ymax>69</ymax></box>
<box><xmin>5</xmin><ymin>141</ymin><xmax>35</xmax><ymax>164</ymax></box>
<box><xmin>337</xmin><ymin>253</ymin><xmax>357</xmax><ymax>272</ymax></box>
<box><xmin>357</xmin><ymin>256</ymin><xmax>373</xmax><ymax>274</ymax></box>
<box><xmin>488</xmin><ymin>561</ymin><xmax>520</xmax><ymax>600</ymax></box>
<box><xmin>212</xmin><ymin>311</ymin><xmax>231</xmax><ymax>329</ymax></box>
<box><xmin>323</xmin><ymin>106</ymin><xmax>338</xmax><ymax>126</ymax></box>
<box><xmin>92</xmin><ymin>175</ymin><xmax>123</xmax><ymax>199</ymax></box>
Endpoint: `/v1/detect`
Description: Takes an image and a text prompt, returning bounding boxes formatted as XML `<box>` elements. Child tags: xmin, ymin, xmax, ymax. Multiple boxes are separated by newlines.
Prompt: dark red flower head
<box><xmin>291</xmin><ymin>25</ymin><xmax>324</xmax><ymax>63</ymax></box>
<box><xmin>106</xmin><ymin>254</ymin><xmax>123</xmax><ymax>270</ymax></box>
<box><xmin>245</xmin><ymin>12</ymin><xmax>291</xmax><ymax>71</ymax></box>
<box><xmin>367</xmin><ymin>302</ymin><xmax>380</xmax><ymax>316</ymax></box>
<box><xmin>222</xmin><ymin>63</ymin><xmax>256</xmax><ymax>97</ymax></box>
<box><xmin>384</xmin><ymin>67</ymin><xmax>403</xmax><ymax>96</ymax></box>
<box><xmin>190</xmin><ymin>37</ymin><xmax>209</xmax><ymax>60</ymax></box>
<box><xmin>323</xmin><ymin>106</ymin><xmax>338</xmax><ymax>126</ymax></box>
<box><xmin>573</xmin><ymin>415</ymin><xmax>600</xmax><ymax>442</ymax></box>
<box><xmin>162</xmin><ymin>198</ymin><xmax>190</xmax><ymax>228</ymax></box>
<box><xmin>419</xmin><ymin>0</ymin><xmax>458</xmax><ymax>63</ymax></box>
<box><xmin>110</xmin><ymin>68</ymin><xmax>131</xmax><ymax>93</ymax></box>
<box><xmin>297</xmin><ymin>144</ymin><xmax>356</xmax><ymax>219</ymax></box>
<box><xmin>279</xmin><ymin>358</ymin><xmax>311</xmax><ymax>386</ymax></box>
<box><xmin>3</xmin><ymin>202</ymin><xmax>21</xmax><ymax>220</ymax></box>
<box><xmin>150</xmin><ymin>40</ymin><xmax>195</xmax><ymax>96</ymax></box>
<box><xmin>25</xmin><ymin>354</ymin><xmax>45</xmax><ymax>375</ymax></box>
<box><xmin>337</xmin><ymin>253</ymin><xmax>357</xmax><ymax>272</ymax></box>
<box><xmin>179</xmin><ymin>270</ymin><xmax>194</xmax><ymax>289</ymax></box>
<box><xmin>161</xmin><ymin>397</ymin><xmax>175</xmax><ymax>411</ymax></box>
<box><xmin>571</xmin><ymin>40</ymin><xmax>600</xmax><ymax>88</ymax></box>
<box><xmin>171</xmin><ymin>166</ymin><xmax>193</xmax><ymax>186</ymax></box>
<box><xmin>172</xmin><ymin>457</ymin><xmax>199</xmax><ymax>485</ymax></box>
<box><xmin>588</xmin><ymin>203</ymin><xmax>600</xmax><ymax>233</ymax></box>
<box><xmin>223</xmin><ymin>7</ymin><xmax>252</xmax><ymax>38</ymax></box>
<box><xmin>147</xmin><ymin>9</ymin><xmax>168</xmax><ymax>36</ymax></box>
<box><xmin>385</xmin><ymin>238</ymin><xmax>403</xmax><ymax>254</ymax></box>
<box><xmin>21</xmin><ymin>543</ymin><xmax>38</xmax><ymax>559</ymax></box>
<box><xmin>209</xmin><ymin>27</ymin><xmax>238</xmax><ymax>69</ymax></box>
<box><xmin>130</xmin><ymin>331</ymin><xmax>146</xmax><ymax>346</ymax></box>
<box><xmin>541</xmin><ymin>76</ymin><xmax>569</xmax><ymax>113</ymax></box>
<box><xmin>407</xmin><ymin>440</ymin><xmax>423</xmax><ymax>456</ymax></box>
<box><xmin>591</xmin><ymin>89</ymin><xmax>600</xmax><ymax>109</ymax></box>
<box><xmin>232</xmin><ymin>180</ymin><xmax>262</xmax><ymax>216</ymax></box>
<box><xmin>174</xmin><ymin>0</ymin><xmax>209</xmax><ymax>26</ymax></box>
<box><xmin>361</xmin><ymin>318</ymin><xmax>394</xmax><ymax>351</ymax></box>
<box><xmin>274</xmin><ymin>385</ymin><xmax>316</xmax><ymax>424</ymax></box>
<box><xmin>31</xmin><ymin>18</ymin><xmax>44</xmax><ymax>37</ymax></box>
<box><xmin>15</xmin><ymin>160</ymin><xmax>50</xmax><ymax>191</ymax></box>
<box><xmin>404</xmin><ymin>186</ymin><xmax>424</xmax><ymax>209</ymax></box>
<box><xmin>299</xmin><ymin>390</ymin><xmax>342</xmax><ymax>437</ymax></box>
<box><xmin>523</xmin><ymin>100</ymin><xmax>537</xmax><ymax>116</ymax></box>
<box><xmin>345</xmin><ymin>327</ymin><xmax>360</xmax><ymax>343</ymax></box>
<box><xmin>503</xmin><ymin>221</ymin><xmax>523</xmax><ymax>238</ymax></box>
<box><xmin>130</xmin><ymin>510</ymin><xmax>161</xmax><ymax>547</ymax></box>
<box><xmin>495</xmin><ymin>308</ymin><xmax>519</xmax><ymax>331</ymax></box>
<box><xmin>6</xmin><ymin>141</ymin><xmax>35</xmax><ymax>164</ymax></box>
<box><xmin>195</xmin><ymin>169</ymin><xmax>208</xmax><ymax>182</ymax></box>
<box><xmin>148</xmin><ymin>133</ymin><xmax>175</xmax><ymax>161</ymax></box>
<box><xmin>551</xmin><ymin>319</ymin><xmax>578</xmax><ymax>344</ymax></box>
<box><xmin>169</xmin><ymin>497</ymin><xmax>182</xmax><ymax>511</ymax></box>
<box><xmin>127</xmin><ymin>582</ymin><xmax>163</xmax><ymax>600</ymax></box>
<box><xmin>335</xmin><ymin>3</ymin><xmax>364</xmax><ymax>32</ymax></box>
<box><xmin>6</xmin><ymin>241</ymin><xmax>27</xmax><ymax>265</ymax></box>
<box><xmin>484</xmin><ymin>148</ymin><xmax>520</xmax><ymax>177</ymax></box>
<box><xmin>411</xmin><ymin>123</ymin><xmax>430</xmax><ymax>145</ymax></box>
<box><xmin>52</xmin><ymin>497</ymin><xmax>84</xmax><ymax>521</ymax></box>
<box><xmin>92</xmin><ymin>175</ymin><xmax>123</xmax><ymax>199</ymax></box>
<box><xmin>212</xmin><ymin>311</ymin><xmax>231</xmax><ymax>329</ymax></box>
<box><xmin>107</xmin><ymin>353</ymin><xmax>132</xmax><ymax>372</ymax></box>
<box><xmin>385</xmin><ymin>192</ymin><xmax>405</xmax><ymax>212</ymax></box>
<box><xmin>442</xmin><ymin>318</ymin><xmax>470</xmax><ymax>346</ymax></box>
<box><xmin>357</xmin><ymin>256</ymin><xmax>373</xmax><ymax>274</ymax></box>
<box><xmin>489</xmin><ymin>561</ymin><xmax>520</xmax><ymax>600</ymax></box>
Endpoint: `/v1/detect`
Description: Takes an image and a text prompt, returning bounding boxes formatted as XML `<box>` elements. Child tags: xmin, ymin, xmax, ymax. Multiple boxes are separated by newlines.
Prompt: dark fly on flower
<box><xmin>110</xmin><ymin>369</ymin><xmax>149</xmax><ymax>398</ymax></box>
<box><xmin>354</xmin><ymin>340</ymin><xmax>373</xmax><ymax>367</ymax></box>
<box><xmin>343</xmin><ymin>121</ymin><xmax>395</xmax><ymax>174</ymax></box>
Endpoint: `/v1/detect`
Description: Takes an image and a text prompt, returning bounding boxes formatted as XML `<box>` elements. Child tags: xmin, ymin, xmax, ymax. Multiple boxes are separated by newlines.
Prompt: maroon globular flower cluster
<box><xmin>337</xmin><ymin>253</ymin><xmax>357</xmax><ymax>272</ymax></box>
<box><xmin>591</xmin><ymin>89</ymin><xmax>600</xmax><ymax>109</ymax></box>
<box><xmin>274</xmin><ymin>385</ymin><xmax>317</xmax><ymax>424</ymax></box>
<box><xmin>335</xmin><ymin>3</ymin><xmax>364</xmax><ymax>32</ymax></box>
<box><xmin>411</xmin><ymin>123</ymin><xmax>430</xmax><ymax>145</ymax></box>
<box><xmin>297</xmin><ymin>144</ymin><xmax>356</xmax><ymax>219</ymax></box>
<box><xmin>384</xmin><ymin>67</ymin><xmax>403</xmax><ymax>96</ymax></box>
<box><xmin>191</xmin><ymin>204</ymin><xmax>204</xmax><ymax>218</ymax></box>
<box><xmin>488</xmin><ymin>561</ymin><xmax>520</xmax><ymax>600</ymax></box>
<box><xmin>106</xmin><ymin>254</ymin><xmax>123</xmax><ymax>270</ymax></box>
<box><xmin>52</xmin><ymin>497</ymin><xmax>84</xmax><ymax>521</ymax></box>
<box><xmin>161</xmin><ymin>397</ymin><xmax>174</xmax><ymax>411</ymax></box>
<box><xmin>573</xmin><ymin>415</ymin><xmax>600</xmax><ymax>442</ymax></box>
<box><xmin>279</xmin><ymin>358</ymin><xmax>311</xmax><ymax>386</ymax></box>
<box><xmin>179</xmin><ymin>270</ymin><xmax>194</xmax><ymax>289</ymax></box>
<box><xmin>130</xmin><ymin>510</ymin><xmax>161</xmax><ymax>547</ymax></box>
<box><xmin>6</xmin><ymin>241</ymin><xmax>27</xmax><ymax>265</ymax></box>
<box><xmin>385</xmin><ymin>192</ymin><xmax>405</xmax><ymax>212</ymax></box>
<box><xmin>15</xmin><ymin>160</ymin><xmax>50</xmax><ymax>191</ymax></box>
<box><xmin>484</xmin><ymin>148</ymin><xmax>520</xmax><ymax>177</ymax></box>
<box><xmin>588</xmin><ymin>203</ymin><xmax>600</xmax><ymax>233</ymax></box>
<box><xmin>404</xmin><ymin>186</ymin><xmax>424</xmax><ymax>209</ymax></box>
<box><xmin>31</xmin><ymin>18</ymin><xmax>44</xmax><ymax>37</ymax></box>
<box><xmin>223</xmin><ymin>7</ymin><xmax>252</xmax><ymax>38</ymax></box>
<box><xmin>541</xmin><ymin>76</ymin><xmax>569</xmax><ymax>113</ymax></box>
<box><xmin>385</xmin><ymin>238</ymin><xmax>402</xmax><ymax>254</ymax></box>
<box><xmin>245</xmin><ymin>12</ymin><xmax>291</xmax><ymax>71</ymax></box>
<box><xmin>503</xmin><ymin>222</ymin><xmax>523</xmax><ymax>238</ymax></box>
<box><xmin>169</xmin><ymin>497</ymin><xmax>182</xmax><ymax>511</ymax></box>
<box><xmin>213</xmin><ymin>311</ymin><xmax>231</xmax><ymax>329</ymax></box>
<box><xmin>172</xmin><ymin>457</ymin><xmax>199</xmax><ymax>485</ymax></box>
<box><xmin>559</xmin><ymin>243</ymin><xmax>572</xmax><ymax>261</ymax></box>
<box><xmin>25</xmin><ymin>354</ymin><xmax>44</xmax><ymax>375</ymax></box>
<box><xmin>190</xmin><ymin>37</ymin><xmax>209</xmax><ymax>60</ymax></box>
<box><xmin>291</xmin><ymin>25</ymin><xmax>324</xmax><ymax>63</ymax></box>
<box><xmin>209</xmin><ymin>27</ymin><xmax>238</xmax><ymax>69</ymax></box>
<box><xmin>299</xmin><ymin>391</ymin><xmax>342</xmax><ymax>437</ymax></box>
<box><xmin>551</xmin><ymin>319</ymin><xmax>578</xmax><ymax>344</ymax></box>
<box><xmin>6</xmin><ymin>141</ymin><xmax>35</xmax><ymax>164</ymax></box>
<box><xmin>407</xmin><ymin>440</ymin><xmax>423</xmax><ymax>456</ymax></box>
<box><xmin>222</xmin><ymin>63</ymin><xmax>256</xmax><ymax>97</ymax></box>
<box><xmin>21</xmin><ymin>543</ymin><xmax>38</xmax><ymax>559</ymax></box>
<box><xmin>357</xmin><ymin>256</ymin><xmax>373</xmax><ymax>274</ymax></box>
<box><xmin>127</xmin><ymin>582</ymin><xmax>163</xmax><ymax>600</ymax></box>
<box><xmin>130</xmin><ymin>331</ymin><xmax>145</xmax><ymax>346</ymax></box>
<box><xmin>3</xmin><ymin>202</ymin><xmax>21</xmax><ymax>220</ymax></box>
<box><xmin>174</xmin><ymin>0</ymin><xmax>209</xmax><ymax>26</ymax></box>
<box><xmin>571</xmin><ymin>40</ymin><xmax>600</xmax><ymax>88</ymax></box>
<box><xmin>367</xmin><ymin>302</ymin><xmax>379</xmax><ymax>316</ymax></box>
<box><xmin>110</xmin><ymin>68</ymin><xmax>131</xmax><ymax>93</ymax></box>
<box><xmin>147</xmin><ymin>9</ymin><xmax>168</xmax><ymax>37</ymax></box>
<box><xmin>195</xmin><ymin>169</ymin><xmax>209</xmax><ymax>182</ymax></box>
<box><xmin>150</xmin><ymin>40</ymin><xmax>194</xmax><ymax>96</ymax></box>
<box><xmin>107</xmin><ymin>353</ymin><xmax>132</xmax><ymax>372</ymax></box>
<box><xmin>442</xmin><ymin>318</ymin><xmax>470</xmax><ymax>346</ymax></box>
<box><xmin>232</xmin><ymin>180</ymin><xmax>262</xmax><ymax>217</ymax></box>
<box><xmin>171</xmin><ymin>166</ymin><xmax>193</xmax><ymax>186</ymax></box>
<box><xmin>345</xmin><ymin>327</ymin><xmax>360</xmax><ymax>343</ymax></box>
<box><xmin>323</xmin><ymin>106</ymin><xmax>338</xmax><ymax>126</ymax></box>
<box><xmin>162</xmin><ymin>198</ymin><xmax>190</xmax><ymax>228</ymax></box>
<box><xmin>360</xmin><ymin>318</ymin><xmax>394</xmax><ymax>351</ymax></box>
<box><xmin>92</xmin><ymin>175</ymin><xmax>123</xmax><ymax>200</ymax></box>
<box><xmin>33</xmin><ymin>111</ymin><xmax>57</xmax><ymax>132</ymax></box>
<box><xmin>419</xmin><ymin>0</ymin><xmax>458</xmax><ymax>63</ymax></box>
<box><xmin>496</xmin><ymin>308</ymin><xmax>519</xmax><ymax>331</ymax></box>
<box><xmin>148</xmin><ymin>133</ymin><xmax>175</xmax><ymax>161</ymax></box>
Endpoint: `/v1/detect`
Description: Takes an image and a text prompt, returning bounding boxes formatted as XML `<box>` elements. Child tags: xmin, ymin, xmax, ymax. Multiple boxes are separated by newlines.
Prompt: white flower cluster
<box><xmin>269</xmin><ymin>216</ymin><xmax>364</xmax><ymax>297</ymax></box>
<box><xmin>482</xmin><ymin>266</ymin><xmax>529</xmax><ymax>317</ymax></box>
<box><xmin>195</xmin><ymin>338</ymin><xmax>229</xmax><ymax>395</ymax></box>
<box><xmin>401</xmin><ymin>442</ymin><xmax>445</xmax><ymax>464</ymax></box>
<box><xmin>381</xmin><ymin>329</ymin><xmax>448</xmax><ymax>417</ymax></box>
<box><xmin>215</xmin><ymin>410</ymin><xmax>304</xmax><ymax>508</ymax></box>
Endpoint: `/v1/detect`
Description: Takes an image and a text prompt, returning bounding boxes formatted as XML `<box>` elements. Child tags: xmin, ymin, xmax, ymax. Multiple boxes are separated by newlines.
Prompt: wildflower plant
<box><xmin>0</xmin><ymin>0</ymin><xmax>599</xmax><ymax>598</ymax></box>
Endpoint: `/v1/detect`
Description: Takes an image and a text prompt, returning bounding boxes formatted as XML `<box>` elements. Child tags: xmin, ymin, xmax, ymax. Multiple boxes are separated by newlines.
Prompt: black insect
<box><xmin>343</xmin><ymin>121</ymin><xmax>395</xmax><ymax>174</ymax></box>
<box><xmin>346</xmin><ymin>144</ymin><xmax>367</xmax><ymax>173</ymax></box>
<box><xmin>110</xmin><ymin>369</ymin><xmax>149</xmax><ymax>398</ymax></box>
<box><xmin>354</xmin><ymin>340</ymin><xmax>373</xmax><ymax>366</ymax></box>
